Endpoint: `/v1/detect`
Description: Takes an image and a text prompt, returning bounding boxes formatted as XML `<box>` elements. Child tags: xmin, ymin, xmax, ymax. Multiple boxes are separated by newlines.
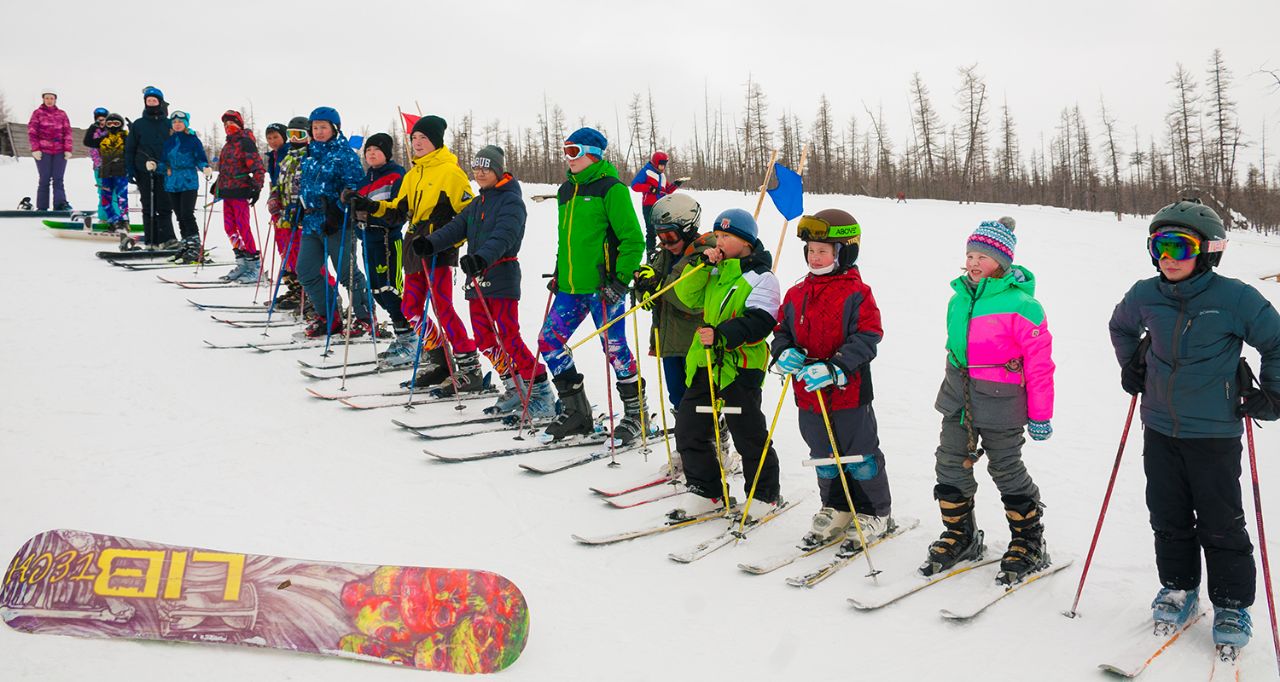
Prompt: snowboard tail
<box><xmin>1</xmin><ymin>529</ymin><xmax>529</xmax><ymax>673</ymax></box>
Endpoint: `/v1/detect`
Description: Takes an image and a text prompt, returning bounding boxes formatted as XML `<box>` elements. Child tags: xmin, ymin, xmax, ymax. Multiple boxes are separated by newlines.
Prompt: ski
<box><xmin>213</xmin><ymin>316</ymin><xmax>299</xmax><ymax>329</ymax></box>
<box><xmin>590</xmin><ymin>470</ymin><xmax>678</xmax><ymax>497</ymax></box>
<box><xmin>1208</xmin><ymin>645</ymin><xmax>1241</xmax><ymax>681</ymax></box>
<box><xmin>785</xmin><ymin>517</ymin><xmax>922</xmax><ymax>588</ymax></box>
<box><xmin>737</xmin><ymin>534</ymin><xmax>848</xmax><ymax>575</ymax></box>
<box><xmin>307</xmin><ymin>386</ymin><xmax>411</xmax><ymax>401</ymax></box>
<box><xmin>1096</xmin><ymin>611</ymin><xmax>1206</xmax><ymax>678</ymax></box>
<box><xmin>425</xmin><ymin>429</ymin><xmax>611</xmax><ymax>463</ymax></box>
<box><xmin>339</xmin><ymin>382</ymin><xmax>498</xmax><ymax>410</ymax></box>
<box><xmin>571</xmin><ymin>504</ymin><xmax>745</xmax><ymax>546</ymax></box>
<box><xmin>117</xmin><ymin>261</ymin><xmax>228</xmax><ymax>271</ymax></box>
<box><xmin>188</xmin><ymin>299</ymin><xmax>268</xmax><ymax>311</ymax></box>
<box><xmin>408</xmin><ymin>419</ymin><xmax>551</xmax><ymax>441</ymax></box>
<box><xmin>937</xmin><ymin>556</ymin><xmax>1075</xmax><ymax>620</ymax></box>
<box><xmin>604</xmin><ymin>482</ymin><xmax>687</xmax><ymax>509</ymax></box>
<box><xmin>299</xmin><ymin>358</ymin><xmax>379</xmax><ymax>370</ymax></box>
<box><xmin>299</xmin><ymin>366</ymin><xmax>403</xmax><ymax>381</ymax></box>
<box><xmin>156</xmin><ymin>274</ymin><xmax>268</xmax><ymax>289</ymax></box>
<box><xmin>250</xmin><ymin>338</ymin><xmax>376</xmax><ymax>353</ymax></box>
<box><xmin>846</xmin><ymin>555</ymin><xmax>1001</xmax><ymax>609</ymax></box>
<box><xmin>517</xmin><ymin>435</ymin><xmax>667</xmax><ymax>475</ymax></box>
<box><xmin>392</xmin><ymin>414</ymin><xmax>509</xmax><ymax>430</ymax></box>
<box><xmin>97</xmin><ymin>249</ymin><xmax>180</xmax><ymax>260</ymax></box>
<box><xmin>668</xmin><ymin>497</ymin><xmax>804</xmax><ymax>563</ymax></box>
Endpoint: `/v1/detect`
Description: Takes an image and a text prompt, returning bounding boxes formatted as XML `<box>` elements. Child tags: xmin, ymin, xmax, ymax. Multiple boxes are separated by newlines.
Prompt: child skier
<box><xmin>629</xmin><ymin>150</ymin><xmax>681</xmax><ymax>254</ymax></box>
<box><xmin>772</xmin><ymin>208</ymin><xmax>893</xmax><ymax>551</ymax></box>
<box><xmin>668</xmin><ymin>208</ymin><xmax>782</xmax><ymax>519</ymax></box>
<box><xmin>353</xmin><ymin>115</ymin><xmax>478</xmax><ymax>388</ymax></box>
<box><xmin>214</xmin><ymin>110</ymin><xmax>266</xmax><ymax>283</ymax></box>
<box><xmin>920</xmin><ymin>217</ymin><xmax>1055</xmax><ymax>587</ymax></box>
<box><xmin>349</xmin><ymin>133</ymin><xmax>411</xmax><ymax>348</ymax></box>
<box><xmin>417</xmin><ymin>145</ymin><xmax>555</xmax><ymax>417</ymax></box>
<box><xmin>85</xmin><ymin>113</ymin><xmax>130</xmax><ymax>232</ymax></box>
<box><xmin>83</xmin><ymin>107</ymin><xmax>109</xmax><ymax>222</ymax></box>
<box><xmin>264</xmin><ymin>122</ymin><xmax>287</xmax><ymax>187</ymax></box>
<box><xmin>1109</xmin><ymin>198</ymin><xmax>1280</xmax><ymax>650</ymax></box>
<box><xmin>268</xmin><ymin>116</ymin><xmax>313</xmax><ymax>311</ymax></box>
<box><xmin>536</xmin><ymin>127</ymin><xmax>649</xmax><ymax>444</ymax></box>
<box><xmin>161</xmin><ymin>111</ymin><xmax>212</xmax><ymax>263</ymax></box>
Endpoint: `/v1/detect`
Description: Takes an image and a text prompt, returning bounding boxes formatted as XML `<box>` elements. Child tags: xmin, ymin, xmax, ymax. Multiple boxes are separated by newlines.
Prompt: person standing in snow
<box><xmin>27</xmin><ymin>89</ymin><xmax>74</xmax><ymax>211</ymax></box>
<box><xmin>537</xmin><ymin>127</ymin><xmax>649</xmax><ymax>445</ymax></box>
<box><xmin>630</xmin><ymin>150</ymin><xmax>681</xmax><ymax>256</ymax></box>
<box><xmin>213</xmin><ymin>110</ymin><xmax>266</xmax><ymax>283</ymax></box>
<box><xmin>1109</xmin><ymin>198</ymin><xmax>1280</xmax><ymax>651</ymax></box>
<box><xmin>416</xmin><ymin>145</ymin><xmax>556</xmax><ymax>417</ymax></box>
<box><xmin>160</xmin><ymin>111</ymin><xmax>212</xmax><ymax>262</ymax></box>
<box><xmin>84</xmin><ymin>113</ymin><xmax>130</xmax><ymax>232</ymax></box>
<box><xmin>125</xmin><ymin>86</ymin><xmax>179</xmax><ymax>248</ymax></box>
<box><xmin>267</xmin><ymin>116</ymin><xmax>314</xmax><ymax>311</ymax></box>
<box><xmin>919</xmin><ymin>216</ymin><xmax>1056</xmax><ymax>587</ymax></box>
<box><xmin>346</xmin><ymin>133</ymin><xmax>410</xmax><ymax>347</ymax></box>
<box><xmin>772</xmin><ymin>208</ymin><xmax>894</xmax><ymax>553</ymax></box>
<box><xmin>83</xmin><ymin>107</ymin><xmax>110</xmax><ymax>221</ymax></box>
<box><xmin>263</xmin><ymin>122</ymin><xmax>287</xmax><ymax>187</ymax></box>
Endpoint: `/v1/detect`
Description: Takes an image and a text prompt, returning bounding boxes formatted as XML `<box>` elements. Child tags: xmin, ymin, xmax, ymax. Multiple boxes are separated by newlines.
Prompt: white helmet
<box><xmin>650</xmin><ymin>193</ymin><xmax>701</xmax><ymax>240</ymax></box>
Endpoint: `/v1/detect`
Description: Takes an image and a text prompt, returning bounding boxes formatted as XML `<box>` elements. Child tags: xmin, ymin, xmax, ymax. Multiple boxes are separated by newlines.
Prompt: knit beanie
<box><xmin>365</xmin><ymin>132</ymin><xmax>394</xmax><ymax>161</ymax></box>
<box><xmin>966</xmin><ymin>218</ymin><xmax>1017</xmax><ymax>271</ymax></box>
<box><xmin>412</xmin><ymin>115</ymin><xmax>447</xmax><ymax>149</ymax></box>
<box><xmin>473</xmin><ymin>145</ymin><xmax>506</xmax><ymax>175</ymax></box>
<box><xmin>565</xmin><ymin>127</ymin><xmax>608</xmax><ymax>156</ymax></box>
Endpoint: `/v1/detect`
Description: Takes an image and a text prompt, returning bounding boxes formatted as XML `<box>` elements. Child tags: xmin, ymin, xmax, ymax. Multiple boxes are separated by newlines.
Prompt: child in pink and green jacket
<box><xmin>919</xmin><ymin>217</ymin><xmax>1057</xmax><ymax>588</ymax></box>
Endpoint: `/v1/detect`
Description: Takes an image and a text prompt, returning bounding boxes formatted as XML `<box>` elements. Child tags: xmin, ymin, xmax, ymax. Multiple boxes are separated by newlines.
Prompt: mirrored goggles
<box><xmin>1148</xmin><ymin>231</ymin><xmax>1201</xmax><ymax>261</ymax></box>
<box><xmin>797</xmin><ymin>214</ymin><xmax>860</xmax><ymax>243</ymax></box>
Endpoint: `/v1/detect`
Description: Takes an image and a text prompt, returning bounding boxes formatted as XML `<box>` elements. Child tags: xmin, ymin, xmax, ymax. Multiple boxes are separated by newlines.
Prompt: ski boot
<box><xmin>220</xmin><ymin>251</ymin><xmax>249</xmax><ymax>282</ymax></box>
<box><xmin>432</xmin><ymin>351</ymin><xmax>485</xmax><ymax>396</ymax></box>
<box><xmin>401</xmin><ymin>347</ymin><xmax>450</xmax><ymax>389</ymax></box>
<box><xmin>919</xmin><ymin>485</ymin><xmax>986</xmax><ymax>577</ymax></box>
<box><xmin>996</xmin><ymin>494</ymin><xmax>1050</xmax><ymax>586</ymax></box>
<box><xmin>609</xmin><ymin>377</ymin><xmax>652</xmax><ymax>446</ymax></box>
<box><xmin>540</xmin><ymin>371</ymin><xmax>594</xmax><ymax>442</ymax></box>
<box><xmin>486</xmin><ymin>375</ymin><xmax>526</xmax><ymax>416</ymax></box>
<box><xmin>1151</xmin><ymin>587</ymin><xmax>1200</xmax><ymax>634</ymax></box>
<box><xmin>273</xmin><ymin>271</ymin><xmax>302</xmax><ymax>309</ymax></box>
<box><xmin>118</xmin><ymin>231</ymin><xmax>140</xmax><ymax>251</ymax></box>
<box><xmin>377</xmin><ymin>324</ymin><xmax>419</xmax><ymax>368</ymax></box>
<box><xmin>800</xmin><ymin>508</ymin><xmax>852</xmax><ymax>549</ymax></box>
<box><xmin>838</xmin><ymin>513</ymin><xmax>892</xmax><ymax>555</ymax></box>
<box><xmin>1212</xmin><ymin>606</ymin><xmax>1251</xmax><ymax>648</ymax></box>
<box><xmin>524</xmin><ymin>374</ymin><xmax>558</xmax><ymax>420</ymax></box>
<box><xmin>666</xmin><ymin>491</ymin><xmax>734</xmax><ymax>522</ymax></box>
<box><xmin>54</xmin><ymin>201</ymin><xmax>74</xmax><ymax>212</ymax></box>
<box><xmin>744</xmin><ymin>493</ymin><xmax>784</xmax><ymax>524</ymax></box>
<box><xmin>170</xmin><ymin>236</ymin><xmax>204</xmax><ymax>264</ymax></box>
<box><xmin>17</xmin><ymin>197</ymin><xmax>33</xmax><ymax>211</ymax></box>
<box><xmin>345</xmin><ymin>317</ymin><xmax>374</xmax><ymax>338</ymax></box>
<box><xmin>229</xmin><ymin>254</ymin><xmax>260</xmax><ymax>284</ymax></box>
<box><xmin>304</xmin><ymin>314</ymin><xmax>342</xmax><ymax>338</ymax></box>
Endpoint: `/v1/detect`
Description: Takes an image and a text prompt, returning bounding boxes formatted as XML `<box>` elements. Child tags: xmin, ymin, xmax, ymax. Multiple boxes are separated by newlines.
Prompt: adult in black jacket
<box><xmin>124</xmin><ymin>86</ymin><xmax>176</xmax><ymax>247</ymax></box>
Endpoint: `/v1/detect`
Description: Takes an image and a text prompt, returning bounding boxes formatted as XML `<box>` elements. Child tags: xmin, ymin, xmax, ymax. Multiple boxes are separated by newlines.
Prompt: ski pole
<box><xmin>338</xmin><ymin>220</ymin><xmax>360</xmax><ymax>391</ymax></box>
<box><xmin>703</xmin><ymin>343</ymin><xmax>733</xmax><ymax>514</ymax></box>
<box><xmin>736</xmin><ymin>375</ymin><xmax>790</xmax><ymax>539</ymax></box>
<box><xmin>599</xmin><ymin>296</ymin><xmax>619</xmax><ymax>467</ymax></box>
<box><xmin>419</xmin><ymin>252</ymin><xmax>464</xmax><ymax>410</ymax></box>
<box><xmin>471</xmin><ymin>273</ymin><xmax>529</xmax><ymax>419</ymax></box>
<box><xmin>1064</xmin><ymin>393</ymin><xmax>1137</xmax><ymax>619</ymax></box>
<box><xmin>195</xmin><ymin>174</ymin><xmax>214</xmax><ymax>273</ymax></box>
<box><xmin>652</xmin><ymin>328</ymin><xmax>676</xmax><ymax>477</ymax></box>
<box><xmin>360</xmin><ymin>218</ymin><xmax>380</xmax><ymax>359</ymax></box>
<box><xmin>252</xmin><ymin>203</ymin><xmax>266</xmax><ymax>303</ymax></box>
<box><xmin>322</xmin><ymin>206</ymin><xmax>348</xmax><ymax>357</ymax></box>
<box><xmin>515</xmin><ymin>289</ymin><xmax>556</xmax><ymax>439</ymax></box>
<box><xmin>262</xmin><ymin>223</ymin><xmax>299</xmax><ymax>338</ymax></box>
<box><xmin>815</xmin><ymin>388</ymin><xmax>881</xmax><ymax>581</ymax></box>
<box><xmin>567</xmin><ymin>262</ymin><xmax>705</xmax><ymax>353</ymax></box>
<box><xmin>1238</xmin><ymin>360</ymin><xmax>1280</xmax><ymax>676</ymax></box>
<box><xmin>630</xmin><ymin>309</ymin><xmax>651</xmax><ymax>460</ymax></box>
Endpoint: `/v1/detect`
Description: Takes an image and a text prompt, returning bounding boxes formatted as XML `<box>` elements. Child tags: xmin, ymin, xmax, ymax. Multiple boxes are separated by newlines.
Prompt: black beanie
<box><xmin>412</xmin><ymin>115</ymin><xmax>447</xmax><ymax>149</ymax></box>
<box><xmin>365</xmin><ymin>132</ymin><xmax>394</xmax><ymax>161</ymax></box>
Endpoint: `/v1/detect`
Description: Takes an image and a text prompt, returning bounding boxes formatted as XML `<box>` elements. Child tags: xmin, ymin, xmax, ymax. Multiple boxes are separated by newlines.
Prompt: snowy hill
<box><xmin>1</xmin><ymin>158</ymin><xmax>1277</xmax><ymax>681</ymax></box>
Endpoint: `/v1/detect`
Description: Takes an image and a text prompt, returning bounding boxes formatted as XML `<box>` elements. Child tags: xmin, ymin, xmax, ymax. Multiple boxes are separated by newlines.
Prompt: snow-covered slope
<box><xmin>2</xmin><ymin>158</ymin><xmax>1277</xmax><ymax>680</ymax></box>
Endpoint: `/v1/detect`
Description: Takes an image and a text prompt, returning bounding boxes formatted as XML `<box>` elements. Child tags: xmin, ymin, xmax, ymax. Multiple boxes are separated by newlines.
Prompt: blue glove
<box><xmin>775</xmin><ymin>348</ymin><xmax>806</xmax><ymax>375</ymax></box>
<box><xmin>1028</xmin><ymin>419</ymin><xmax>1053</xmax><ymax>441</ymax></box>
<box><xmin>799</xmin><ymin>362</ymin><xmax>846</xmax><ymax>392</ymax></box>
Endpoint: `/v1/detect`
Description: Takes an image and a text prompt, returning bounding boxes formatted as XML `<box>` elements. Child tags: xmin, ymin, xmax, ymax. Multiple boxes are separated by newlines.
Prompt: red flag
<box><xmin>400</xmin><ymin>111</ymin><xmax>420</xmax><ymax>132</ymax></box>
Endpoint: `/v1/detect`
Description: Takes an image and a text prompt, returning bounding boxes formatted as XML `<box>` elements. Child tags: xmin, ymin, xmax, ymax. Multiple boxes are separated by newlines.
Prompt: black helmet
<box><xmin>798</xmin><ymin>208</ymin><xmax>861</xmax><ymax>270</ymax></box>
<box><xmin>1149</xmin><ymin>198</ymin><xmax>1227</xmax><ymax>268</ymax></box>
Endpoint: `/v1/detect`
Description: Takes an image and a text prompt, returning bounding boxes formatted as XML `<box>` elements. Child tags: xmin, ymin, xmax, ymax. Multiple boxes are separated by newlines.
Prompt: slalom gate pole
<box><xmin>567</xmin><ymin>263</ymin><xmax>704</xmax><ymax>353</ymax></box>
<box><xmin>816</xmin><ymin>389</ymin><xmax>880</xmax><ymax>582</ymax></box>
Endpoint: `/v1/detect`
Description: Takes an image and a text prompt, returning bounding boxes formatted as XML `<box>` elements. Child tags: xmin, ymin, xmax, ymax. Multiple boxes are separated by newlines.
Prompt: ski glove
<box><xmin>202</xmin><ymin>167</ymin><xmax>213</xmax><ymax>180</ymax></box>
<box><xmin>774</xmin><ymin>348</ymin><xmax>807</xmax><ymax>375</ymax></box>
<box><xmin>459</xmin><ymin>254</ymin><xmax>487</xmax><ymax>278</ymax></box>
<box><xmin>632</xmin><ymin>265</ymin><xmax>660</xmax><ymax>309</ymax></box>
<box><xmin>601</xmin><ymin>277</ymin><xmax>629</xmax><ymax>307</ymax></box>
<box><xmin>1027</xmin><ymin>419</ymin><xmax>1053</xmax><ymax>441</ymax></box>
<box><xmin>546</xmin><ymin>271</ymin><xmax>558</xmax><ymax>293</ymax></box>
<box><xmin>1239</xmin><ymin>387</ymin><xmax>1280</xmax><ymax>422</ymax></box>
<box><xmin>63</xmin><ymin>151</ymin><xmax>72</xmax><ymax>160</ymax></box>
<box><xmin>411</xmin><ymin>235</ymin><xmax>436</xmax><ymax>257</ymax></box>
<box><xmin>1121</xmin><ymin>335</ymin><xmax>1151</xmax><ymax>395</ymax></box>
<box><xmin>145</xmin><ymin>160</ymin><xmax>157</xmax><ymax>172</ymax></box>
<box><xmin>31</xmin><ymin>151</ymin><xmax>42</xmax><ymax>161</ymax></box>
<box><xmin>799</xmin><ymin>362</ymin><xmax>846</xmax><ymax>392</ymax></box>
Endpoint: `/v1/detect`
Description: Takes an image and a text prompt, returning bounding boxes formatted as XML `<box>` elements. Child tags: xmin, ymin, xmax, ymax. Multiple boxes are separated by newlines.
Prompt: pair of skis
<box><xmin>1097</xmin><ymin>612</ymin><xmax>1244</xmax><ymax>680</ymax></box>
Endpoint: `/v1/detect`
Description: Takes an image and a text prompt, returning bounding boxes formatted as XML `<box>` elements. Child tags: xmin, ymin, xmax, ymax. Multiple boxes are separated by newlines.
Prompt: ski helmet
<box><xmin>309</xmin><ymin>106</ymin><xmax>341</xmax><ymax>130</ymax></box>
<box><xmin>650</xmin><ymin>193</ymin><xmax>701</xmax><ymax>243</ymax></box>
<box><xmin>286</xmin><ymin>116</ymin><xmax>311</xmax><ymax>145</ymax></box>
<box><xmin>1148</xmin><ymin>198</ymin><xmax>1227</xmax><ymax>269</ymax></box>
<box><xmin>797</xmin><ymin>208</ymin><xmax>861</xmax><ymax>270</ymax></box>
<box><xmin>652</xmin><ymin>150</ymin><xmax>669</xmax><ymax>166</ymax></box>
<box><xmin>92</xmin><ymin>107</ymin><xmax>108</xmax><ymax>119</ymax></box>
<box><xmin>105</xmin><ymin>113</ymin><xmax>125</xmax><ymax>128</ymax></box>
<box><xmin>711</xmin><ymin>208</ymin><xmax>758</xmax><ymax>245</ymax></box>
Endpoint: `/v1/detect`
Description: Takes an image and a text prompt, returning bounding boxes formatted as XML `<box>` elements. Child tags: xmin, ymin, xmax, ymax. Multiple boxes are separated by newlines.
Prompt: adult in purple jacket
<box><xmin>27</xmin><ymin>89</ymin><xmax>74</xmax><ymax>211</ymax></box>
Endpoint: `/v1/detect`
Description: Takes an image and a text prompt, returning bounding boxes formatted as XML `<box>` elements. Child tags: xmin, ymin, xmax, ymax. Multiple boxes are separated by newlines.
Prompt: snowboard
<box><xmin>1</xmin><ymin>529</ymin><xmax>530</xmax><ymax>674</ymax></box>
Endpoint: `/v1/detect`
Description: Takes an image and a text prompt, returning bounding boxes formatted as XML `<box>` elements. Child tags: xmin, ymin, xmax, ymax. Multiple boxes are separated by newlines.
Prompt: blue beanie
<box><xmin>967</xmin><ymin>217</ymin><xmax>1017</xmax><ymax>271</ymax></box>
<box><xmin>711</xmin><ymin>208</ymin><xmax>758</xmax><ymax>244</ymax></box>
<box><xmin>309</xmin><ymin>106</ymin><xmax>342</xmax><ymax>130</ymax></box>
<box><xmin>565</xmin><ymin>127</ymin><xmax>607</xmax><ymax>154</ymax></box>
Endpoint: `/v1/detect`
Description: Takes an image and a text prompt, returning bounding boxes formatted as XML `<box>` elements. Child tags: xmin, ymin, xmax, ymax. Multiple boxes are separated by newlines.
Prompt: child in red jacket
<box><xmin>772</xmin><ymin>208</ymin><xmax>894</xmax><ymax>554</ymax></box>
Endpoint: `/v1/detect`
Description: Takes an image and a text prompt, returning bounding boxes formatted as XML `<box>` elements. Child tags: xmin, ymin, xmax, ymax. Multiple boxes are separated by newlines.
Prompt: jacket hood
<box><xmin>412</xmin><ymin>145</ymin><xmax>459</xmax><ymax>170</ymax></box>
<box><xmin>484</xmin><ymin>173</ymin><xmax>521</xmax><ymax>198</ymax></box>
<box><xmin>950</xmin><ymin>263</ymin><xmax>1036</xmax><ymax>298</ymax></box>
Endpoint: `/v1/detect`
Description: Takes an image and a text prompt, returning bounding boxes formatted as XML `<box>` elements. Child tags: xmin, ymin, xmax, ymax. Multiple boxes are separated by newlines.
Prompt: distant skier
<box><xmin>27</xmin><ymin>89</ymin><xmax>73</xmax><ymax>211</ymax></box>
<box><xmin>83</xmin><ymin>107</ymin><xmax>109</xmax><ymax>221</ymax></box>
<box><xmin>772</xmin><ymin>208</ymin><xmax>894</xmax><ymax>553</ymax></box>
<box><xmin>125</xmin><ymin>86</ymin><xmax>178</xmax><ymax>248</ymax></box>
<box><xmin>214</xmin><ymin>110</ymin><xmax>266</xmax><ymax>283</ymax></box>
<box><xmin>1109</xmin><ymin>198</ymin><xmax>1280</xmax><ymax>651</ymax></box>
<box><xmin>160</xmin><ymin>111</ymin><xmax>211</xmax><ymax>263</ymax></box>
<box><xmin>630</xmin><ymin>150</ymin><xmax>682</xmax><ymax>255</ymax></box>
<box><xmin>919</xmin><ymin>216</ymin><xmax>1056</xmax><ymax>587</ymax></box>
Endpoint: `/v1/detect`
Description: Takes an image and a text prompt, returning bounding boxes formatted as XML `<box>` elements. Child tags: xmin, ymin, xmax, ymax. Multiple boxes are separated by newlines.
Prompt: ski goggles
<box><xmin>563</xmin><ymin>143</ymin><xmax>604</xmax><ymax>160</ymax></box>
<box><xmin>105</xmin><ymin>119</ymin><xmax>123</xmax><ymax>129</ymax></box>
<box><xmin>1148</xmin><ymin>230</ymin><xmax>1201</xmax><ymax>261</ymax></box>
<box><xmin>797</xmin><ymin>214</ymin><xmax>861</xmax><ymax>243</ymax></box>
<box><xmin>286</xmin><ymin>129</ymin><xmax>310</xmax><ymax>142</ymax></box>
<box><xmin>656</xmin><ymin>230</ymin><xmax>685</xmax><ymax>245</ymax></box>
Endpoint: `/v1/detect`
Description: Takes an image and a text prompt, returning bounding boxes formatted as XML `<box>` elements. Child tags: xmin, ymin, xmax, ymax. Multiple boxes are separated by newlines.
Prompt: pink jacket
<box><xmin>27</xmin><ymin>105</ymin><xmax>73</xmax><ymax>154</ymax></box>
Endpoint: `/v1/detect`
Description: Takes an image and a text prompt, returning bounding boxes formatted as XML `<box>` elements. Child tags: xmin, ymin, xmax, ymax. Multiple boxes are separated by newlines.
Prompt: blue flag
<box><xmin>348</xmin><ymin>135</ymin><xmax>364</xmax><ymax>151</ymax></box>
<box><xmin>767</xmin><ymin>162</ymin><xmax>803</xmax><ymax>220</ymax></box>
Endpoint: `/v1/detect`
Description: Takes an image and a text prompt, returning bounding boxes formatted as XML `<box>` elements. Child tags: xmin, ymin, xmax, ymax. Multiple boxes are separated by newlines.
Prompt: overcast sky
<box><xmin>7</xmin><ymin>0</ymin><xmax>1280</xmax><ymax>168</ymax></box>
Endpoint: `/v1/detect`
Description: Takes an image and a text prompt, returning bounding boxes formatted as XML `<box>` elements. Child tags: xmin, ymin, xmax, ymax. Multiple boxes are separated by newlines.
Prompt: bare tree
<box><xmin>1099</xmin><ymin>97</ymin><xmax>1124</xmax><ymax>220</ymax></box>
<box><xmin>955</xmin><ymin>64</ymin><xmax>989</xmax><ymax>201</ymax></box>
<box><xmin>1167</xmin><ymin>63</ymin><xmax>1201</xmax><ymax>187</ymax></box>
<box><xmin>909</xmin><ymin>72</ymin><xmax>942</xmax><ymax>191</ymax></box>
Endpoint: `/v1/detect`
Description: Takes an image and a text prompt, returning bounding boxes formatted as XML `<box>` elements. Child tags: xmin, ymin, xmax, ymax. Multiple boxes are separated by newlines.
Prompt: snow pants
<box><xmin>933</xmin><ymin>416</ymin><xmax>1040</xmax><ymax>503</ymax></box>
<box><xmin>798</xmin><ymin>406</ymin><xmax>892</xmax><ymax>516</ymax></box>
<box><xmin>470</xmin><ymin>296</ymin><xmax>545</xmax><ymax>381</ymax></box>
<box><xmin>1143</xmin><ymin>428</ymin><xmax>1254</xmax><ymax>608</ymax></box>
<box><xmin>98</xmin><ymin>176</ymin><xmax>129</xmax><ymax>224</ymax></box>
<box><xmin>663</xmin><ymin>355</ymin><xmax>687</xmax><ymax>409</ymax></box>
<box><xmin>402</xmin><ymin>266</ymin><xmax>475</xmax><ymax>353</ymax></box>
<box><xmin>169</xmin><ymin>189</ymin><xmax>198</xmax><ymax>240</ymax></box>
<box><xmin>362</xmin><ymin>226</ymin><xmax>407</xmax><ymax>328</ymax></box>
<box><xmin>34</xmin><ymin>153</ymin><xmax>67</xmax><ymax>210</ymax></box>
<box><xmin>537</xmin><ymin>291</ymin><xmax>637</xmax><ymax>380</ymax></box>
<box><xmin>137</xmin><ymin>173</ymin><xmax>175</xmax><ymax>246</ymax></box>
<box><xmin>676</xmin><ymin>368</ymin><xmax>780</xmax><ymax>504</ymax></box>
<box><xmin>222</xmin><ymin>198</ymin><xmax>257</xmax><ymax>255</ymax></box>
<box><xmin>93</xmin><ymin>168</ymin><xmax>108</xmax><ymax>221</ymax></box>
<box><xmin>297</xmin><ymin>229</ymin><xmax>372</xmax><ymax>324</ymax></box>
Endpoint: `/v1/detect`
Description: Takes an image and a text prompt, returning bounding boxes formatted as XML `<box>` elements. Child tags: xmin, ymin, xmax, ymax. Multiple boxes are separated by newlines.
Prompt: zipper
<box><xmin>567</xmin><ymin>183</ymin><xmax>579</xmax><ymax>291</ymax></box>
<box><xmin>1167</xmin><ymin>290</ymin><xmax>1187</xmax><ymax>436</ymax></box>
